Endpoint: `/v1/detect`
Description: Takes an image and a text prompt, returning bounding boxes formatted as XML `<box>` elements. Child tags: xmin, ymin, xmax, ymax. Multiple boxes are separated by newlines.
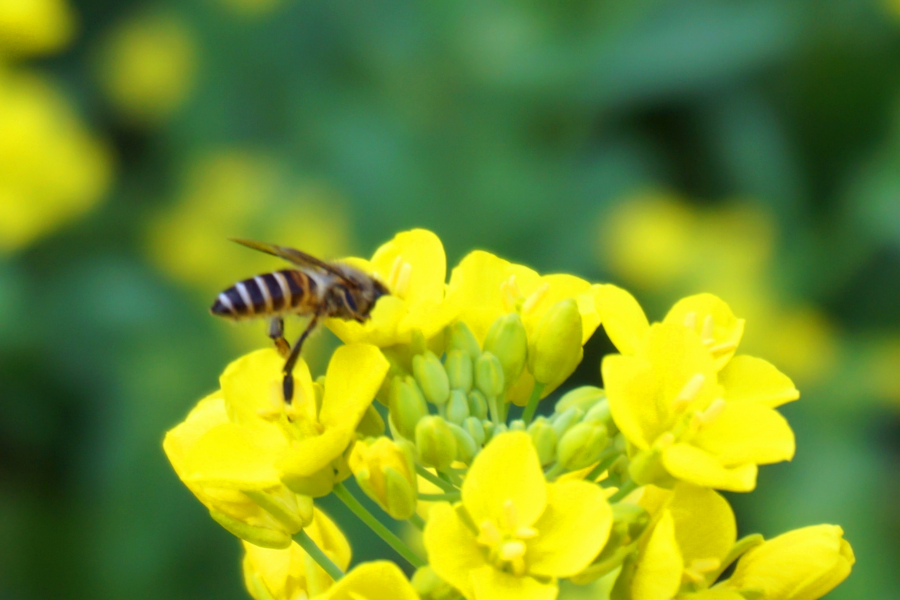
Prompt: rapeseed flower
<box><xmin>319</xmin><ymin>561</ymin><xmax>420</xmax><ymax>600</ymax></box>
<box><xmin>424</xmin><ymin>432</ymin><xmax>612</xmax><ymax>600</ymax></box>
<box><xmin>0</xmin><ymin>0</ymin><xmax>74</xmax><ymax>57</ymax></box>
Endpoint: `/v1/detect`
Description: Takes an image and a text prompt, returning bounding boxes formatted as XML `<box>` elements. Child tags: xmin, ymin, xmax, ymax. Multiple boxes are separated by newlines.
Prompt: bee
<box><xmin>210</xmin><ymin>239</ymin><xmax>389</xmax><ymax>403</ymax></box>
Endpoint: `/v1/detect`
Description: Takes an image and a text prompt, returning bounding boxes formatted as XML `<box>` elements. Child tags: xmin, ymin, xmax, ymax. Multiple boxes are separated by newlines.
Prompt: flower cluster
<box><xmin>165</xmin><ymin>229</ymin><xmax>854</xmax><ymax>600</ymax></box>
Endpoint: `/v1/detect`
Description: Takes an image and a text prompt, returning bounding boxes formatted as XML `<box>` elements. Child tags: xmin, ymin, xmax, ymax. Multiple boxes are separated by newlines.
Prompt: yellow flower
<box><xmin>722</xmin><ymin>525</ymin><xmax>854</xmax><ymax>600</ymax></box>
<box><xmin>424</xmin><ymin>432</ymin><xmax>613</xmax><ymax>600</ymax></box>
<box><xmin>0</xmin><ymin>68</ymin><xmax>112</xmax><ymax>253</ymax></box>
<box><xmin>163</xmin><ymin>344</ymin><xmax>389</xmax><ymax>545</ymax></box>
<box><xmin>243</xmin><ymin>508</ymin><xmax>351</xmax><ymax>600</ymax></box>
<box><xmin>349</xmin><ymin>436</ymin><xmax>418</xmax><ymax>520</ymax></box>
<box><xmin>0</xmin><ymin>0</ymin><xmax>75</xmax><ymax>57</ymax></box>
<box><xmin>318</xmin><ymin>561</ymin><xmax>421</xmax><ymax>600</ymax></box>
<box><xmin>326</xmin><ymin>229</ymin><xmax>458</xmax><ymax>348</ymax></box>
<box><xmin>603</xmin><ymin>315</ymin><xmax>796</xmax><ymax>491</ymax></box>
<box><xmin>95</xmin><ymin>10</ymin><xmax>197</xmax><ymax>126</ymax></box>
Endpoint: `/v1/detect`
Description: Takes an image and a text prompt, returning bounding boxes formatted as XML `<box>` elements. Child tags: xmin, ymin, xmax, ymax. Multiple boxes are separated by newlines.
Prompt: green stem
<box><xmin>333</xmin><ymin>483</ymin><xmax>426</xmax><ymax>568</ymax></box>
<box><xmin>544</xmin><ymin>462</ymin><xmax>566</xmax><ymax>480</ymax></box>
<box><xmin>487</xmin><ymin>394</ymin><xmax>501</xmax><ymax>425</ymax></box>
<box><xmin>416</xmin><ymin>464</ymin><xmax>459</xmax><ymax>492</ymax></box>
<box><xmin>521</xmin><ymin>382</ymin><xmax>546</xmax><ymax>425</ymax></box>
<box><xmin>293</xmin><ymin>529</ymin><xmax>344</xmax><ymax>581</ymax></box>
<box><xmin>418</xmin><ymin>492</ymin><xmax>461</xmax><ymax>501</ymax></box>
<box><xmin>408</xmin><ymin>513</ymin><xmax>426</xmax><ymax>531</ymax></box>
<box><xmin>585</xmin><ymin>452</ymin><xmax>620</xmax><ymax>482</ymax></box>
<box><xmin>609</xmin><ymin>478</ymin><xmax>639</xmax><ymax>502</ymax></box>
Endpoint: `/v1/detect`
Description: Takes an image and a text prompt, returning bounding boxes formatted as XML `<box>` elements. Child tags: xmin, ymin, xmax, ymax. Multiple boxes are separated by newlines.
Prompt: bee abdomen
<box><xmin>211</xmin><ymin>270</ymin><xmax>316</xmax><ymax>318</ymax></box>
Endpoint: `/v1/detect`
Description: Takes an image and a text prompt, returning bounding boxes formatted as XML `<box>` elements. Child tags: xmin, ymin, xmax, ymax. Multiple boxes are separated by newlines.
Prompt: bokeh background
<box><xmin>1</xmin><ymin>0</ymin><xmax>899</xmax><ymax>598</ymax></box>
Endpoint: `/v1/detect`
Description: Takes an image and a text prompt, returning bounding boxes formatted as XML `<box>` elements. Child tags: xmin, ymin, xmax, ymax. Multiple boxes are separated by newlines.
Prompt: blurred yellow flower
<box><xmin>0</xmin><ymin>0</ymin><xmax>75</xmax><ymax>57</ymax></box>
<box><xmin>95</xmin><ymin>10</ymin><xmax>197</xmax><ymax>126</ymax></box>
<box><xmin>0</xmin><ymin>69</ymin><xmax>111</xmax><ymax>253</ymax></box>
<box><xmin>243</xmin><ymin>508</ymin><xmax>351</xmax><ymax>600</ymax></box>
<box><xmin>424</xmin><ymin>432</ymin><xmax>612</xmax><ymax>600</ymax></box>
<box><xmin>319</xmin><ymin>561</ymin><xmax>420</xmax><ymax>600</ymax></box>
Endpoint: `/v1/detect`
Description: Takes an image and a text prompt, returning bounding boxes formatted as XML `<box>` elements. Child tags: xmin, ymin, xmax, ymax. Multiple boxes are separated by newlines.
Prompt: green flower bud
<box><xmin>281</xmin><ymin>466</ymin><xmax>336</xmax><ymax>498</ymax></box>
<box><xmin>556</xmin><ymin>386</ymin><xmax>605</xmax><ymax>414</ymax></box>
<box><xmin>412</xmin><ymin>566</ymin><xmax>458</xmax><ymax>600</ymax></box>
<box><xmin>475</xmin><ymin>352</ymin><xmax>505</xmax><ymax>398</ymax></box>
<box><xmin>509</xmin><ymin>419</ymin><xmax>526</xmax><ymax>432</ymax></box>
<box><xmin>527</xmin><ymin>418</ymin><xmax>558</xmax><ymax>466</ymax></box>
<box><xmin>448</xmin><ymin>422</ymin><xmax>478</xmax><ymax>464</ymax></box>
<box><xmin>444</xmin><ymin>350</ymin><xmax>473</xmax><ymax>392</ymax></box>
<box><xmin>584</xmin><ymin>400</ymin><xmax>612</xmax><ymax>426</ymax></box>
<box><xmin>413</xmin><ymin>351</ymin><xmax>451</xmax><ymax>406</ymax></box>
<box><xmin>557</xmin><ymin>422</ymin><xmax>608</xmax><ymax>471</ymax></box>
<box><xmin>446</xmin><ymin>389</ymin><xmax>470</xmax><ymax>425</ymax></box>
<box><xmin>244</xmin><ymin>489</ymin><xmax>314</xmax><ymax>533</ymax></box>
<box><xmin>410</xmin><ymin>329</ymin><xmax>428</xmax><ymax>357</ymax></box>
<box><xmin>389</xmin><ymin>376</ymin><xmax>428</xmax><ymax>440</ymax></box>
<box><xmin>464</xmin><ymin>416</ymin><xmax>485</xmax><ymax>446</ymax></box>
<box><xmin>447</xmin><ymin>321</ymin><xmax>481</xmax><ymax>359</ymax></box>
<box><xmin>551</xmin><ymin>406</ymin><xmax>583</xmax><ymax>439</ymax></box>
<box><xmin>356</xmin><ymin>403</ymin><xmax>386</xmax><ymax>437</ymax></box>
<box><xmin>528</xmin><ymin>298</ymin><xmax>583</xmax><ymax>386</ymax></box>
<box><xmin>349</xmin><ymin>437</ymin><xmax>417</xmax><ymax>520</ymax></box>
<box><xmin>209</xmin><ymin>509</ymin><xmax>291</xmax><ymax>549</ymax></box>
<box><xmin>415</xmin><ymin>416</ymin><xmax>457</xmax><ymax>470</ymax></box>
<box><xmin>629</xmin><ymin>448</ymin><xmax>675</xmax><ymax>487</ymax></box>
<box><xmin>467</xmin><ymin>390</ymin><xmax>488</xmax><ymax>420</ymax></box>
<box><xmin>482</xmin><ymin>419</ymin><xmax>495</xmax><ymax>442</ymax></box>
<box><xmin>483</xmin><ymin>313</ymin><xmax>527</xmax><ymax>387</ymax></box>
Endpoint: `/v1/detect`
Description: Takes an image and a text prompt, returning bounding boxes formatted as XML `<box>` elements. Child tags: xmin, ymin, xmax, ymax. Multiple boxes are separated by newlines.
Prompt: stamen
<box><xmin>521</xmin><ymin>283</ymin><xmax>550</xmax><ymax>315</ymax></box>
<box><xmin>476</xmin><ymin>520</ymin><xmax>502</xmax><ymax>547</ymax></box>
<box><xmin>394</xmin><ymin>262</ymin><xmax>413</xmax><ymax>299</ymax></box>
<box><xmin>653</xmin><ymin>432</ymin><xmax>675</xmax><ymax>450</ymax></box>
<box><xmin>697</xmin><ymin>398</ymin><xmax>726</xmax><ymax>425</ymax></box>
<box><xmin>672</xmin><ymin>373</ymin><xmax>706</xmax><ymax>411</ymax></box>
<box><xmin>501</xmin><ymin>275</ymin><xmax>519</xmax><ymax>313</ymax></box>
<box><xmin>701</xmin><ymin>314</ymin><xmax>715</xmax><ymax>344</ymax></box>
<box><xmin>683</xmin><ymin>311</ymin><xmax>697</xmax><ymax>330</ymax></box>
<box><xmin>388</xmin><ymin>255</ymin><xmax>403</xmax><ymax>290</ymax></box>
<box><xmin>709</xmin><ymin>341</ymin><xmax>737</xmax><ymax>356</ymax></box>
<box><xmin>502</xmin><ymin>499</ymin><xmax>518</xmax><ymax>530</ymax></box>
<box><xmin>684</xmin><ymin>558</ymin><xmax>721</xmax><ymax>582</ymax></box>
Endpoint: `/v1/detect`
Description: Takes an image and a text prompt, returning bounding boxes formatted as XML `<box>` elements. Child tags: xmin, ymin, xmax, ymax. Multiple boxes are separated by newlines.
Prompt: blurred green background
<box><xmin>1</xmin><ymin>0</ymin><xmax>899</xmax><ymax>598</ymax></box>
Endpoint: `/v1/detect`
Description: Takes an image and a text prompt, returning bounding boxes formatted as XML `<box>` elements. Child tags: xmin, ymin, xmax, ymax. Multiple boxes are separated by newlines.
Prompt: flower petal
<box><xmin>320</xmin><ymin>561</ymin><xmax>420</xmax><ymax>600</ymax></box>
<box><xmin>470</xmin><ymin>566</ymin><xmax>557</xmax><ymax>600</ymax></box>
<box><xmin>664</xmin><ymin>294</ymin><xmax>744</xmax><ymax>370</ymax></box>
<box><xmin>520</xmin><ymin>274</ymin><xmax>600</xmax><ymax>344</ymax></box>
<box><xmin>462</xmin><ymin>432</ymin><xmax>547</xmax><ymax>529</ymax></box>
<box><xmin>164</xmin><ymin>392</ymin><xmax>229</xmax><ymax>477</ymax></box>
<box><xmin>276</xmin><ymin>427</ymin><xmax>353</xmax><ymax>478</ymax></box>
<box><xmin>632</xmin><ymin>510</ymin><xmax>683</xmax><ymax>600</ymax></box>
<box><xmin>594</xmin><ymin>284</ymin><xmax>649</xmax><ymax>355</ymax></box>
<box><xmin>667</xmin><ymin>484</ymin><xmax>736</xmax><ymax>568</ymax></box>
<box><xmin>423</xmin><ymin>502</ymin><xmax>486</xmax><ymax>599</ymax></box>
<box><xmin>370</xmin><ymin>229</ymin><xmax>446</xmax><ymax>307</ymax></box>
<box><xmin>693</xmin><ymin>402</ymin><xmax>795</xmax><ymax>466</ymax></box>
<box><xmin>662</xmin><ymin>444</ymin><xmax>757</xmax><ymax>492</ymax></box>
<box><xmin>183</xmin><ymin>422</ymin><xmax>286</xmax><ymax>489</ymax></box>
<box><xmin>319</xmin><ymin>343</ymin><xmax>389</xmax><ymax>431</ymax></box>
<box><xmin>527</xmin><ymin>480</ymin><xmax>612</xmax><ymax>577</ymax></box>
<box><xmin>719</xmin><ymin>355</ymin><xmax>799</xmax><ymax>408</ymax></box>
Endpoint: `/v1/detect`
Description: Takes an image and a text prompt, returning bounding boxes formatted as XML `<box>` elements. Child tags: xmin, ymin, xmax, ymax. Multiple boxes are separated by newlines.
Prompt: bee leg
<box><xmin>282</xmin><ymin>311</ymin><xmax>321</xmax><ymax>403</ymax></box>
<box><xmin>268</xmin><ymin>317</ymin><xmax>290</xmax><ymax>358</ymax></box>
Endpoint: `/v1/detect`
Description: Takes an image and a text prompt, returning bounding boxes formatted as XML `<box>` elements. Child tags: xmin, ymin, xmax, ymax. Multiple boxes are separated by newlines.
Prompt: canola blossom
<box><xmin>165</xmin><ymin>229</ymin><xmax>853</xmax><ymax>600</ymax></box>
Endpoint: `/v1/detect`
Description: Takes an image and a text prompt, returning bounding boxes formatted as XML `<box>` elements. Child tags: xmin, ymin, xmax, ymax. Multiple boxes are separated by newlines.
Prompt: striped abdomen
<box><xmin>211</xmin><ymin>269</ymin><xmax>319</xmax><ymax>319</ymax></box>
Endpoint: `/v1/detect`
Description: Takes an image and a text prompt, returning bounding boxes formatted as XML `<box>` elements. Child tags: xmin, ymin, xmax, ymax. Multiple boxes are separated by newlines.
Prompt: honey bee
<box><xmin>211</xmin><ymin>239</ymin><xmax>389</xmax><ymax>403</ymax></box>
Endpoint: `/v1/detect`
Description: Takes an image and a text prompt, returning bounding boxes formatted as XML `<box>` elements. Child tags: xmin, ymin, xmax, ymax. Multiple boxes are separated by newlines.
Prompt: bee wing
<box><xmin>229</xmin><ymin>238</ymin><xmax>354</xmax><ymax>280</ymax></box>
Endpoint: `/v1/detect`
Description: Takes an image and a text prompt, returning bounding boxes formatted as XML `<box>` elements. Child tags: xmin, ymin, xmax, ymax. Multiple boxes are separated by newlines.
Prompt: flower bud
<box><xmin>413</xmin><ymin>351</ymin><xmax>451</xmax><ymax>406</ymax></box>
<box><xmin>551</xmin><ymin>406</ymin><xmax>583</xmax><ymax>439</ymax></box>
<box><xmin>210</xmin><ymin>509</ymin><xmax>293</xmax><ymax>549</ymax></box>
<box><xmin>415</xmin><ymin>416</ymin><xmax>457</xmax><ymax>470</ymax></box>
<box><xmin>444</xmin><ymin>350</ymin><xmax>473</xmax><ymax>392</ymax></box>
<box><xmin>412</xmin><ymin>566</ymin><xmax>458</xmax><ymax>600</ymax></box>
<box><xmin>556</xmin><ymin>386</ymin><xmax>605</xmax><ymax>414</ymax></box>
<box><xmin>584</xmin><ymin>400</ymin><xmax>612</xmax><ymax>426</ymax></box>
<box><xmin>448</xmin><ymin>422</ymin><xmax>478</xmax><ymax>464</ymax></box>
<box><xmin>528</xmin><ymin>298</ymin><xmax>583</xmax><ymax>386</ymax></box>
<box><xmin>483</xmin><ymin>313</ymin><xmax>527</xmax><ymax>387</ymax></box>
<box><xmin>467</xmin><ymin>390</ymin><xmax>488</xmax><ymax>420</ymax></box>
<box><xmin>509</xmin><ymin>419</ymin><xmax>526</xmax><ymax>432</ymax></box>
<box><xmin>557</xmin><ymin>422</ymin><xmax>608</xmax><ymax>471</ymax></box>
<box><xmin>464</xmin><ymin>416</ymin><xmax>486</xmax><ymax>446</ymax></box>
<box><xmin>475</xmin><ymin>352</ymin><xmax>505</xmax><ymax>398</ymax></box>
<box><xmin>446</xmin><ymin>389</ymin><xmax>470</xmax><ymax>425</ymax></box>
<box><xmin>356</xmin><ymin>403</ymin><xmax>385</xmax><ymax>437</ymax></box>
<box><xmin>244</xmin><ymin>489</ymin><xmax>315</xmax><ymax>534</ymax></box>
<box><xmin>389</xmin><ymin>376</ymin><xmax>428</xmax><ymax>440</ymax></box>
<box><xmin>410</xmin><ymin>329</ymin><xmax>428</xmax><ymax>357</ymax></box>
<box><xmin>349</xmin><ymin>437</ymin><xmax>418</xmax><ymax>520</ymax></box>
<box><xmin>447</xmin><ymin>321</ymin><xmax>481</xmax><ymax>359</ymax></box>
<box><xmin>527</xmin><ymin>418</ymin><xmax>557</xmax><ymax>466</ymax></box>
<box><xmin>481</xmin><ymin>419</ymin><xmax>495</xmax><ymax>443</ymax></box>
<box><xmin>628</xmin><ymin>448</ymin><xmax>673</xmax><ymax>487</ymax></box>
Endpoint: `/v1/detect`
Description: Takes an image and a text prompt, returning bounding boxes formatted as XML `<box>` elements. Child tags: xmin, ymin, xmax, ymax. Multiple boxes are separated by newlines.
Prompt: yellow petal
<box><xmin>727</xmin><ymin>525</ymin><xmax>854</xmax><ymax>600</ymax></box>
<box><xmin>306</xmin><ymin>508</ymin><xmax>352</xmax><ymax>572</ymax></box>
<box><xmin>462</xmin><ymin>432</ymin><xmax>547</xmax><ymax>529</ymax></box>
<box><xmin>370</xmin><ymin>229</ymin><xmax>446</xmax><ymax>307</ymax></box>
<box><xmin>528</xmin><ymin>480</ymin><xmax>613</xmax><ymax>577</ymax></box>
<box><xmin>183</xmin><ymin>423</ymin><xmax>286</xmax><ymax>489</ymax></box>
<box><xmin>662</xmin><ymin>444</ymin><xmax>757</xmax><ymax>492</ymax></box>
<box><xmin>423</xmin><ymin>503</ymin><xmax>487</xmax><ymax>599</ymax></box>
<box><xmin>319</xmin><ymin>344</ymin><xmax>389</xmax><ymax>430</ymax></box>
<box><xmin>520</xmin><ymin>274</ymin><xmax>600</xmax><ymax>344</ymax></box>
<box><xmin>664</xmin><ymin>294</ymin><xmax>744</xmax><ymax>370</ymax></box>
<box><xmin>719</xmin><ymin>355</ymin><xmax>799</xmax><ymax>407</ymax></box>
<box><xmin>164</xmin><ymin>392</ymin><xmax>229</xmax><ymax>477</ymax></box>
<box><xmin>594</xmin><ymin>284</ymin><xmax>649</xmax><ymax>354</ymax></box>
<box><xmin>677</xmin><ymin>591</ymin><xmax>746</xmax><ymax>600</ymax></box>
<box><xmin>693</xmin><ymin>402</ymin><xmax>795</xmax><ymax>466</ymax></box>
<box><xmin>632</xmin><ymin>510</ymin><xmax>683</xmax><ymax>600</ymax></box>
<box><xmin>326</xmin><ymin>295</ymin><xmax>405</xmax><ymax>346</ymax></box>
<box><xmin>470</xmin><ymin>566</ymin><xmax>557</xmax><ymax>600</ymax></box>
<box><xmin>320</xmin><ymin>561</ymin><xmax>419</xmax><ymax>600</ymax></box>
<box><xmin>276</xmin><ymin>427</ymin><xmax>353</xmax><ymax>478</ymax></box>
<box><xmin>667</xmin><ymin>484</ymin><xmax>736</xmax><ymax>568</ymax></box>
